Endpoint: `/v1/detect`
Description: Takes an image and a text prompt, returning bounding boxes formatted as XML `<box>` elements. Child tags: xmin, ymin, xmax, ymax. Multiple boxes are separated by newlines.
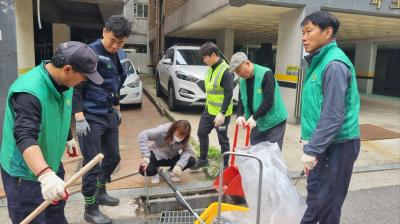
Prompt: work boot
<box><xmin>95</xmin><ymin>184</ymin><xmax>120</xmax><ymax>206</ymax></box>
<box><xmin>84</xmin><ymin>202</ymin><xmax>112</xmax><ymax>224</ymax></box>
<box><xmin>190</xmin><ymin>159</ymin><xmax>209</xmax><ymax>170</ymax></box>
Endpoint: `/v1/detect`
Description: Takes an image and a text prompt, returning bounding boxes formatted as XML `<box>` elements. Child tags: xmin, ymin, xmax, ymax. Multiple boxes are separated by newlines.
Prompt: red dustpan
<box><xmin>213</xmin><ymin>124</ymin><xmax>250</xmax><ymax>197</ymax></box>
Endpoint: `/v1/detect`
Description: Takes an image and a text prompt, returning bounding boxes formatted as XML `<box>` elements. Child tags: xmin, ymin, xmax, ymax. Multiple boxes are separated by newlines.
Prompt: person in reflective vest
<box><xmin>191</xmin><ymin>42</ymin><xmax>234</xmax><ymax>170</ymax></box>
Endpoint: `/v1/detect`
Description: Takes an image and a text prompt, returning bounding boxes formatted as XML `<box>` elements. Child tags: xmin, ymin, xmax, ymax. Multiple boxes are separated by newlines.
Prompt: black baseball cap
<box><xmin>58</xmin><ymin>41</ymin><xmax>103</xmax><ymax>85</ymax></box>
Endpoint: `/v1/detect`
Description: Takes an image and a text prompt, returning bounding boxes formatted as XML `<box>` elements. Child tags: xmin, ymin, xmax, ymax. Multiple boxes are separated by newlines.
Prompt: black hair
<box><xmin>199</xmin><ymin>42</ymin><xmax>220</xmax><ymax>57</ymax></box>
<box><xmin>51</xmin><ymin>46</ymin><xmax>83</xmax><ymax>73</ymax></box>
<box><xmin>301</xmin><ymin>11</ymin><xmax>340</xmax><ymax>37</ymax></box>
<box><xmin>104</xmin><ymin>15</ymin><xmax>132</xmax><ymax>38</ymax></box>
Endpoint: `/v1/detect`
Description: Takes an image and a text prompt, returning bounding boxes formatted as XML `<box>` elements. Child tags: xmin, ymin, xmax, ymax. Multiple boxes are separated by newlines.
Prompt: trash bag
<box><xmin>236</xmin><ymin>141</ymin><xmax>307</xmax><ymax>224</ymax></box>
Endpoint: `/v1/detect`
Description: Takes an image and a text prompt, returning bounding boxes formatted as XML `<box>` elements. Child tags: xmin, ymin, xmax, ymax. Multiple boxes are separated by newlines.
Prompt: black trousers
<box><xmin>78</xmin><ymin>112</ymin><xmax>121</xmax><ymax>197</ymax></box>
<box><xmin>139</xmin><ymin>151</ymin><xmax>196</xmax><ymax>176</ymax></box>
<box><xmin>250</xmin><ymin>120</ymin><xmax>286</xmax><ymax>150</ymax></box>
<box><xmin>1</xmin><ymin>165</ymin><xmax>68</xmax><ymax>224</ymax></box>
<box><xmin>197</xmin><ymin>110</ymin><xmax>230</xmax><ymax>166</ymax></box>
<box><xmin>301</xmin><ymin>139</ymin><xmax>360</xmax><ymax>224</ymax></box>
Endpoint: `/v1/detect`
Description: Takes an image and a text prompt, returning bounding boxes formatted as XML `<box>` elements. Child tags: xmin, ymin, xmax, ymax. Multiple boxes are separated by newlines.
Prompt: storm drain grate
<box><xmin>159</xmin><ymin>209</ymin><xmax>204</xmax><ymax>224</ymax></box>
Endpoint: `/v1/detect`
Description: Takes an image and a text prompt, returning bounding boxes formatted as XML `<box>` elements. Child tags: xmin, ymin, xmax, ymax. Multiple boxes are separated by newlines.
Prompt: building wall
<box><xmin>0</xmin><ymin>0</ymin><xmax>17</xmax><ymax>144</ymax></box>
<box><xmin>165</xmin><ymin>0</ymin><xmax>187</xmax><ymax>16</ymax></box>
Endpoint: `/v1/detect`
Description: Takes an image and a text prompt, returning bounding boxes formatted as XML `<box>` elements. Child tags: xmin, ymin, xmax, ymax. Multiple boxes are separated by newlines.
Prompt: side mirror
<box><xmin>137</xmin><ymin>68</ymin><xmax>141</xmax><ymax>74</ymax></box>
<box><xmin>161</xmin><ymin>58</ymin><xmax>172</xmax><ymax>64</ymax></box>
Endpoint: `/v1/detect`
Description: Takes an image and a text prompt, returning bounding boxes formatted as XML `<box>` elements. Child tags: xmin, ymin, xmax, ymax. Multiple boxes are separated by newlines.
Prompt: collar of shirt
<box><xmin>304</xmin><ymin>39</ymin><xmax>336</xmax><ymax>65</ymax></box>
<box><xmin>211</xmin><ymin>58</ymin><xmax>223</xmax><ymax>71</ymax></box>
<box><xmin>43</xmin><ymin>61</ymin><xmax>69</xmax><ymax>93</ymax></box>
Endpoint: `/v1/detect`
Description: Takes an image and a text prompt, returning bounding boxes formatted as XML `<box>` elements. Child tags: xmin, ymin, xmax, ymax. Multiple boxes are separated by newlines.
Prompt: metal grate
<box><xmin>159</xmin><ymin>209</ymin><xmax>204</xmax><ymax>224</ymax></box>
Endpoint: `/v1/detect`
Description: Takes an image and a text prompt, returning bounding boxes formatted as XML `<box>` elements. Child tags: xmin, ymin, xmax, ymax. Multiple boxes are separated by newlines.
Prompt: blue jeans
<box><xmin>1</xmin><ymin>165</ymin><xmax>68</xmax><ymax>224</ymax></box>
<box><xmin>301</xmin><ymin>139</ymin><xmax>360</xmax><ymax>224</ymax></box>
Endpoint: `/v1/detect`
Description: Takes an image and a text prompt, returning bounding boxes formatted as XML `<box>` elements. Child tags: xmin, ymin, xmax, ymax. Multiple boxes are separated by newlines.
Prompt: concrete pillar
<box><xmin>216</xmin><ymin>29</ymin><xmax>234</xmax><ymax>61</ymax></box>
<box><xmin>354</xmin><ymin>42</ymin><xmax>377</xmax><ymax>94</ymax></box>
<box><xmin>0</xmin><ymin>0</ymin><xmax>18</xmax><ymax>144</ymax></box>
<box><xmin>15</xmin><ymin>0</ymin><xmax>35</xmax><ymax>75</ymax></box>
<box><xmin>53</xmin><ymin>23</ymin><xmax>71</xmax><ymax>52</ymax></box>
<box><xmin>274</xmin><ymin>8</ymin><xmax>305</xmax><ymax>124</ymax></box>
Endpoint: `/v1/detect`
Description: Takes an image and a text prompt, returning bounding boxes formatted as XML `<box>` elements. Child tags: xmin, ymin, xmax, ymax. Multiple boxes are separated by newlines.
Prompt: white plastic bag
<box><xmin>236</xmin><ymin>141</ymin><xmax>307</xmax><ymax>224</ymax></box>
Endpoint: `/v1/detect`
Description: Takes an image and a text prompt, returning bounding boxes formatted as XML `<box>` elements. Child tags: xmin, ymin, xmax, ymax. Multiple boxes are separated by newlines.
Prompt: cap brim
<box><xmin>85</xmin><ymin>71</ymin><xmax>104</xmax><ymax>85</ymax></box>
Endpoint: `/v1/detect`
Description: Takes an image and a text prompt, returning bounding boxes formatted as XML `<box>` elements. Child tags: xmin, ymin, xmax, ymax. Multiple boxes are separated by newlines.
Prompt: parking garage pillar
<box><xmin>53</xmin><ymin>23</ymin><xmax>71</xmax><ymax>53</ymax></box>
<box><xmin>216</xmin><ymin>29</ymin><xmax>234</xmax><ymax>61</ymax></box>
<box><xmin>16</xmin><ymin>0</ymin><xmax>35</xmax><ymax>75</ymax></box>
<box><xmin>0</xmin><ymin>0</ymin><xmax>18</xmax><ymax>144</ymax></box>
<box><xmin>274</xmin><ymin>8</ymin><xmax>305</xmax><ymax>124</ymax></box>
<box><xmin>355</xmin><ymin>42</ymin><xmax>377</xmax><ymax>94</ymax></box>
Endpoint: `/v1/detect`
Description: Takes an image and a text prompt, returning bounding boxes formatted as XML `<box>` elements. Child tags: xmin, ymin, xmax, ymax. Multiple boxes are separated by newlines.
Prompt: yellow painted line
<box><xmin>275</xmin><ymin>73</ymin><xmax>298</xmax><ymax>83</ymax></box>
<box><xmin>18</xmin><ymin>67</ymin><xmax>33</xmax><ymax>76</ymax></box>
<box><xmin>356</xmin><ymin>71</ymin><xmax>375</xmax><ymax>77</ymax></box>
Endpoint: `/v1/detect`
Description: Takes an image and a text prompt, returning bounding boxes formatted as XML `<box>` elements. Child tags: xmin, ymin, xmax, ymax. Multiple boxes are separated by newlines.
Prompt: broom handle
<box><xmin>20</xmin><ymin>153</ymin><xmax>104</xmax><ymax>224</ymax></box>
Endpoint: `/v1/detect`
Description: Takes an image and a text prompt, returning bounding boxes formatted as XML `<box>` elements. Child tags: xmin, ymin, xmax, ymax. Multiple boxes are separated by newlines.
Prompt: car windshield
<box><xmin>175</xmin><ymin>49</ymin><xmax>204</xmax><ymax>65</ymax></box>
<box><xmin>125</xmin><ymin>60</ymin><xmax>136</xmax><ymax>75</ymax></box>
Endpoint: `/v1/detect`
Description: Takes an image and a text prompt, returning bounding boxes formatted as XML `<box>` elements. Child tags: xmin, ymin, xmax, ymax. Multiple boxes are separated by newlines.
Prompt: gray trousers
<box><xmin>250</xmin><ymin>120</ymin><xmax>286</xmax><ymax>150</ymax></box>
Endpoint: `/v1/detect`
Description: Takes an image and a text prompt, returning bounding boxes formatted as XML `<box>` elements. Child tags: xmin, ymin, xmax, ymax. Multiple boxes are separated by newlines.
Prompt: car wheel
<box><xmin>168</xmin><ymin>82</ymin><xmax>178</xmax><ymax>111</ymax></box>
<box><xmin>155</xmin><ymin>72</ymin><xmax>163</xmax><ymax>97</ymax></box>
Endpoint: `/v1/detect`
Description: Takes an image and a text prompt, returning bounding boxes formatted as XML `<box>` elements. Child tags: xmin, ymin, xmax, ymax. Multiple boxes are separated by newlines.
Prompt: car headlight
<box><xmin>127</xmin><ymin>78</ymin><xmax>141</xmax><ymax>88</ymax></box>
<box><xmin>176</xmin><ymin>71</ymin><xmax>200</xmax><ymax>83</ymax></box>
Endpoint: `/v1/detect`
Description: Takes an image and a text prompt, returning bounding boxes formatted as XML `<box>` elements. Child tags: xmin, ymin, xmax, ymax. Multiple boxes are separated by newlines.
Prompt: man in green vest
<box><xmin>299</xmin><ymin>11</ymin><xmax>360</xmax><ymax>224</ymax></box>
<box><xmin>229</xmin><ymin>52</ymin><xmax>288</xmax><ymax>148</ymax></box>
<box><xmin>0</xmin><ymin>41</ymin><xmax>103</xmax><ymax>224</ymax></box>
<box><xmin>191</xmin><ymin>42</ymin><xmax>234</xmax><ymax>170</ymax></box>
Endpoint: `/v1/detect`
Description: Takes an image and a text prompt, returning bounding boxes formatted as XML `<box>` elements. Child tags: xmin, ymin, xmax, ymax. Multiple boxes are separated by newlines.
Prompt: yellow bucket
<box><xmin>194</xmin><ymin>202</ymin><xmax>249</xmax><ymax>224</ymax></box>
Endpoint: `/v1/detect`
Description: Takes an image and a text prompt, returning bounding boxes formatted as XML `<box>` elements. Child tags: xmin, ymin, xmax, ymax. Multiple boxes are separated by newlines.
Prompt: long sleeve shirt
<box><xmin>210</xmin><ymin>59</ymin><xmax>234</xmax><ymax>114</ymax></box>
<box><xmin>138</xmin><ymin>122</ymin><xmax>195</xmax><ymax>168</ymax></box>
<box><xmin>12</xmin><ymin>66</ymin><xmax>72</xmax><ymax>154</ymax></box>
<box><xmin>236</xmin><ymin>71</ymin><xmax>275</xmax><ymax>120</ymax></box>
<box><xmin>303</xmin><ymin>59</ymin><xmax>351</xmax><ymax>156</ymax></box>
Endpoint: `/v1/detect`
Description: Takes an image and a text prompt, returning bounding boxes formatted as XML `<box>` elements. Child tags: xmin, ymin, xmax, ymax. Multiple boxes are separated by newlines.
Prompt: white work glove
<box><xmin>246</xmin><ymin>116</ymin><xmax>257</xmax><ymax>129</ymax></box>
<box><xmin>236</xmin><ymin>116</ymin><xmax>246</xmax><ymax>129</ymax></box>
<box><xmin>75</xmin><ymin>119</ymin><xmax>91</xmax><ymax>136</ymax></box>
<box><xmin>38</xmin><ymin>171</ymin><xmax>67</xmax><ymax>201</ymax></box>
<box><xmin>141</xmin><ymin>157</ymin><xmax>150</xmax><ymax>168</ymax></box>
<box><xmin>301</xmin><ymin>153</ymin><xmax>317</xmax><ymax>172</ymax></box>
<box><xmin>172</xmin><ymin>165</ymin><xmax>183</xmax><ymax>177</ymax></box>
<box><xmin>214</xmin><ymin>112</ymin><xmax>225</xmax><ymax>127</ymax></box>
<box><xmin>66</xmin><ymin>138</ymin><xmax>78</xmax><ymax>157</ymax></box>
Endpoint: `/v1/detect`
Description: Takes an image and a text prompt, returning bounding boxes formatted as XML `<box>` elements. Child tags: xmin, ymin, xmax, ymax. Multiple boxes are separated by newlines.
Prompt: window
<box><xmin>134</xmin><ymin>3</ymin><xmax>148</xmax><ymax>18</ymax></box>
<box><xmin>176</xmin><ymin>49</ymin><xmax>204</xmax><ymax>65</ymax></box>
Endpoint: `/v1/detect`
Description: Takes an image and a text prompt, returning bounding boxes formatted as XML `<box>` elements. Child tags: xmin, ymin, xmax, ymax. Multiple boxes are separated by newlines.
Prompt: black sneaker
<box><xmin>190</xmin><ymin>159</ymin><xmax>209</xmax><ymax>170</ymax></box>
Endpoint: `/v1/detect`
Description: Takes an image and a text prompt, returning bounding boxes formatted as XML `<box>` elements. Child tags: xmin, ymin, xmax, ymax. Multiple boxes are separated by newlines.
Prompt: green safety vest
<box><xmin>301</xmin><ymin>41</ymin><xmax>360</xmax><ymax>142</ymax></box>
<box><xmin>240</xmin><ymin>64</ymin><xmax>288</xmax><ymax>131</ymax></box>
<box><xmin>0</xmin><ymin>61</ymin><xmax>72</xmax><ymax>181</ymax></box>
<box><xmin>205</xmin><ymin>60</ymin><xmax>233</xmax><ymax>116</ymax></box>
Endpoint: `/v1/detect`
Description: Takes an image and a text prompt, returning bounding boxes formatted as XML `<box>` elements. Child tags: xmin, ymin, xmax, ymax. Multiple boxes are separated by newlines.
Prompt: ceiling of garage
<box><xmin>169</xmin><ymin>4</ymin><xmax>400</xmax><ymax>46</ymax></box>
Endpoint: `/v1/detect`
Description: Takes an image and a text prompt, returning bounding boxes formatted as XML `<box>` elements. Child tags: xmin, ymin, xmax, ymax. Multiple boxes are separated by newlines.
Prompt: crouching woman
<box><xmin>138</xmin><ymin>120</ymin><xmax>196</xmax><ymax>183</ymax></box>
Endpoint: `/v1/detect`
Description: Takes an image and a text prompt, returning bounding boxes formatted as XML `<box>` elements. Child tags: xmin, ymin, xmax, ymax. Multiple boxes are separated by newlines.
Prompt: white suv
<box><xmin>155</xmin><ymin>45</ymin><xmax>238</xmax><ymax>111</ymax></box>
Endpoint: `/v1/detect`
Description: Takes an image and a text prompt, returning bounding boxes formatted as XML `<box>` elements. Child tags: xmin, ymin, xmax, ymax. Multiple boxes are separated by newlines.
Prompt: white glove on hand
<box><xmin>246</xmin><ymin>116</ymin><xmax>257</xmax><ymax>129</ymax></box>
<box><xmin>214</xmin><ymin>112</ymin><xmax>225</xmax><ymax>127</ymax></box>
<box><xmin>236</xmin><ymin>116</ymin><xmax>246</xmax><ymax>129</ymax></box>
<box><xmin>141</xmin><ymin>157</ymin><xmax>150</xmax><ymax>167</ymax></box>
<box><xmin>172</xmin><ymin>165</ymin><xmax>183</xmax><ymax>177</ymax></box>
<box><xmin>66</xmin><ymin>138</ymin><xmax>77</xmax><ymax>151</ymax></box>
<box><xmin>301</xmin><ymin>153</ymin><xmax>317</xmax><ymax>171</ymax></box>
<box><xmin>38</xmin><ymin>171</ymin><xmax>66</xmax><ymax>201</ymax></box>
